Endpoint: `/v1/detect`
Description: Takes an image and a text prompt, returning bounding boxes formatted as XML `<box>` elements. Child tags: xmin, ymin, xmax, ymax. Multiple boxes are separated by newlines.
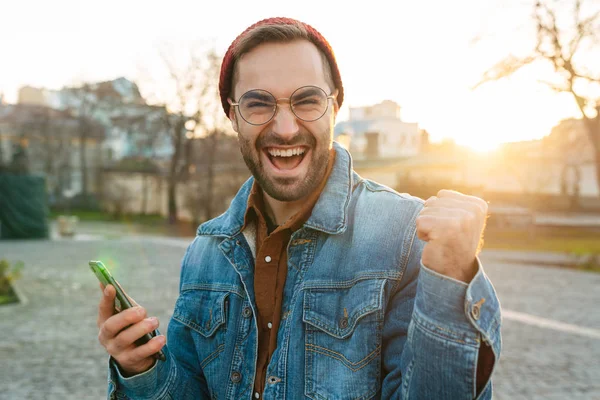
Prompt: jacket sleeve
<box><xmin>106</xmin><ymin>241</ymin><xmax>212</xmax><ymax>400</ymax></box>
<box><xmin>380</xmin><ymin>232</ymin><xmax>502</xmax><ymax>400</ymax></box>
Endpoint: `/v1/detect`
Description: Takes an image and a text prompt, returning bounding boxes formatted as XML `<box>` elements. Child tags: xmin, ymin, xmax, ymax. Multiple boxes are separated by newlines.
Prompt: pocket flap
<box><xmin>173</xmin><ymin>288</ymin><xmax>229</xmax><ymax>337</ymax></box>
<box><xmin>303</xmin><ymin>279</ymin><xmax>385</xmax><ymax>339</ymax></box>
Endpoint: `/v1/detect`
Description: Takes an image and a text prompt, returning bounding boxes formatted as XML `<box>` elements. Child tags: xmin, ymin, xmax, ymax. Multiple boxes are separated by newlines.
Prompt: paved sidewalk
<box><xmin>0</xmin><ymin>236</ymin><xmax>598</xmax><ymax>399</ymax></box>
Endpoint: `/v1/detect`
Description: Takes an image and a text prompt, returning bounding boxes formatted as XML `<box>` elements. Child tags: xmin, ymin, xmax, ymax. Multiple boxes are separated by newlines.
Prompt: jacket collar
<box><xmin>197</xmin><ymin>141</ymin><xmax>354</xmax><ymax>237</ymax></box>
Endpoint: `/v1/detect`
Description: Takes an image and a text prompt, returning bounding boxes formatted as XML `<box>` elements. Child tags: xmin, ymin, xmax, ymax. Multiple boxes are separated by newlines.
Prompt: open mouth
<box><xmin>265</xmin><ymin>146</ymin><xmax>308</xmax><ymax>171</ymax></box>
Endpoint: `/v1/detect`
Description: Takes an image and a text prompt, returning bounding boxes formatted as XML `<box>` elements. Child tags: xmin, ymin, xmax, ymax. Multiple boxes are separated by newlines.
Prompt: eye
<box><xmin>246</xmin><ymin>101</ymin><xmax>273</xmax><ymax>108</ymax></box>
<box><xmin>296</xmin><ymin>98</ymin><xmax>320</xmax><ymax>105</ymax></box>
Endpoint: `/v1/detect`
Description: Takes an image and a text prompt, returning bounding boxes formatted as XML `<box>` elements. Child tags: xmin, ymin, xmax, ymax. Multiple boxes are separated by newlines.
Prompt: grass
<box><xmin>0</xmin><ymin>260</ymin><xmax>21</xmax><ymax>306</ymax></box>
<box><xmin>484</xmin><ymin>226</ymin><xmax>600</xmax><ymax>254</ymax></box>
<box><xmin>49</xmin><ymin>210</ymin><xmax>165</xmax><ymax>224</ymax></box>
<box><xmin>484</xmin><ymin>226</ymin><xmax>600</xmax><ymax>272</ymax></box>
<box><xmin>0</xmin><ymin>292</ymin><xmax>18</xmax><ymax>306</ymax></box>
<box><xmin>48</xmin><ymin>210</ymin><xmax>197</xmax><ymax>237</ymax></box>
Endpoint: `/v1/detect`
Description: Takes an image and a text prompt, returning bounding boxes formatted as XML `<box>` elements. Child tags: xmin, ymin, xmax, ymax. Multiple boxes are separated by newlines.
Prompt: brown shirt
<box><xmin>242</xmin><ymin>149</ymin><xmax>336</xmax><ymax>397</ymax></box>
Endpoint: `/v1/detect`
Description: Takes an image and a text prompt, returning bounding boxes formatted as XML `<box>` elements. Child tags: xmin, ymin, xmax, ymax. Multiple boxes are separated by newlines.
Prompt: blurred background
<box><xmin>0</xmin><ymin>0</ymin><xmax>599</xmax><ymax>399</ymax></box>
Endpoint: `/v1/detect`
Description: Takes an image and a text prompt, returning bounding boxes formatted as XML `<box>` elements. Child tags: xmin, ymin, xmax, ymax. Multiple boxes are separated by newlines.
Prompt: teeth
<box><xmin>268</xmin><ymin>147</ymin><xmax>305</xmax><ymax>157</ymax></box>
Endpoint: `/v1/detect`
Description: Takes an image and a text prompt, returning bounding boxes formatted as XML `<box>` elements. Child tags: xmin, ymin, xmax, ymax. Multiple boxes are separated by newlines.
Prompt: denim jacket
<box><xmin>108</xmin><ymin>141</ymin><xmax>502</xmax><ymax>400</ymax></box>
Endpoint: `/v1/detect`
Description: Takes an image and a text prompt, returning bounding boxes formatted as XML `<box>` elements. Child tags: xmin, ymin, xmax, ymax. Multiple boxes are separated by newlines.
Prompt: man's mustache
<box><xmin>257</xmin><ymin>132</ymin><xmax>315</xmax><ymax>148</ymax></box>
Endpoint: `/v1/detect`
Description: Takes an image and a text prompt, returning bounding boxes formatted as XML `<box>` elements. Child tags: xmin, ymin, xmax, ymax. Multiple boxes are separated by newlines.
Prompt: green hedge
<box><xmin>0</xmin><ymin>174</ymin><xmax>49</xmax><ymax>239</ymax></box>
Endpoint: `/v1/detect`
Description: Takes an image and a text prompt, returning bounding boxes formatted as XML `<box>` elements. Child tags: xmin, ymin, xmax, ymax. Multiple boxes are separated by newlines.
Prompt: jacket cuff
<box><xmin>415</xmin><ymin>257</ymin><xmax>502</xmax><ymax>353</ymax></box>
<box><xmin>107</xmin><ymin>347</ymin><xmax>175</xmax><ymax>399</ymax></box>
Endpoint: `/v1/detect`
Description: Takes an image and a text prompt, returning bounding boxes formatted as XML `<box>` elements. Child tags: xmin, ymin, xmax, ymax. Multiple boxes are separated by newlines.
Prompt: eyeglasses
<box><xmin>229</xmin><ymin>85</ymin><xmax>337</xmax><ymax>126</ymax></box>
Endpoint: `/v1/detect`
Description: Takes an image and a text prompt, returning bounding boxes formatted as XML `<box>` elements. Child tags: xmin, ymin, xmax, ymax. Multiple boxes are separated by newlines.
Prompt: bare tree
<box><xmin>194</xmin><ymin>49</ymin><xmax>237</xmax><ymax>222</ymax></box>
<box><xmin>141</xmin><ymin>44</ymin><xmax>232</xmax><ymax>223</ymax></box>
<box><xmin>475</xmin><ymin>0</ymin><xmax>600</xmax><ymax>194</ymax></box>
<box><xmin>111</xmin><ymin>105</ymin><xmax>168</xmax><ymax>215</ymax></box>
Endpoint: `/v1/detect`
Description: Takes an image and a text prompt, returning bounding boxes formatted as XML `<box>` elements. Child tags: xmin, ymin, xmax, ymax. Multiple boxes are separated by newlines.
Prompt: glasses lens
<box><xmin>239</xmin><ymin>90</ymin><xmax>276</xmax><ymax>125</ymax></box>
<box><xmin>291</xmin><ymin>86</ymin><xmax>328</xmax><ymax>122</ymax></box>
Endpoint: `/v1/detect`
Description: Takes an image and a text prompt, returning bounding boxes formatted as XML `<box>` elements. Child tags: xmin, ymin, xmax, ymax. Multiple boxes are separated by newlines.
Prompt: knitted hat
<box><xmin>219</xmin><ymin>17</ymin><xmax>344</xmax><ymax>117</ymax></box>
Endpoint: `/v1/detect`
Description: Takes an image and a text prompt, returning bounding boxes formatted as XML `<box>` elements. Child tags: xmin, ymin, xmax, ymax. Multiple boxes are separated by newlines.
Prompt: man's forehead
<box><xmin>234</xmin><ymin>40</ymin><xmax>329</xmax><ymax>97</ymax></box>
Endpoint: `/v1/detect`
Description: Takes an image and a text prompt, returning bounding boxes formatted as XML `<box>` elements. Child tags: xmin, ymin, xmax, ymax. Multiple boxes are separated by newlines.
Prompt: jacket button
<box><xmin>231</xmin><ymin>371</ymin><xmax>242</xmax><ymax>383</ymax></box>
<box><xmin>339</xmin><ymin>317</ymin><xmax>348</xmax><ymax>329</ymax></box>
<box><xmin>242</xmin><ymin>306</ymin><xmax>252</xmax><ymax>318</ymax></box>
<box><xmin>471</xmin><ymin>298</ymin><xmax>485</xmax><ymax>321</ymax></box>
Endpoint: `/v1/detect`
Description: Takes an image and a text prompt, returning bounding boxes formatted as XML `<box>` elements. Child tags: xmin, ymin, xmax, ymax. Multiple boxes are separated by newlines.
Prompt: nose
<box><xmin>271</xmin><ymin>104</ymin><xmax>299</xmax><ymax>141</ymax></box>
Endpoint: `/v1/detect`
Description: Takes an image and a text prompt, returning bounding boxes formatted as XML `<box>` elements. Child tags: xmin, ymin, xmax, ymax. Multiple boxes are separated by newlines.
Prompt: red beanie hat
<box><xmin>219</xmin><ymin>17</ymin><xmax>344</xmax><ymax>117</ymax></box>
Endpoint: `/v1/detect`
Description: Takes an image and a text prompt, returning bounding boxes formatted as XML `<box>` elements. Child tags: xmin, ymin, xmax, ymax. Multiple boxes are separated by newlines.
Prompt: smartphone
<box><xmin>89</xmin><ymin>260</ymin><xmax>166</xmax><ymax>362</ymax></box>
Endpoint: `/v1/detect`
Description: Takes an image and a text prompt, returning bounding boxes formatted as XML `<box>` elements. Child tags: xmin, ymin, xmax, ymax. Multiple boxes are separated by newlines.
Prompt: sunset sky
<box><xmin>1</xmin><ymin>0</ymin><xmax>598</xmax><ymax>151</ymax></box>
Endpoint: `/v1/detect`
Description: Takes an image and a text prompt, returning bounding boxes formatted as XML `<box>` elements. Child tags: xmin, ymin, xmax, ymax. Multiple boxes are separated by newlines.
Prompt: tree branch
<box><xmin>473</xmin><ymin>55</ymin><xmax>538</xmax><ymax>89</ymax></box>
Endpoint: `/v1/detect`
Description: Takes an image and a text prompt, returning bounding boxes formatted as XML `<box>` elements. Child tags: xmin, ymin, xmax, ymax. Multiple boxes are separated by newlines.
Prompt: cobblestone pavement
<box><xmin>1</xmin><ymin>236</ymin><xmax>599</xmax><ymax>400</ymax></box>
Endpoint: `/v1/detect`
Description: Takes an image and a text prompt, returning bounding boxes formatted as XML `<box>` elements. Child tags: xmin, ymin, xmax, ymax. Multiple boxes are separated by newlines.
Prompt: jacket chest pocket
<box><xmin>173</xmin><ymin>288</ymin><xmax>229</xmax><ymax>370</ymax></box>
<box><xmin>303</xmin><ymin>279</ymin><xmax>386</xmax><ymax>400</ymax></box>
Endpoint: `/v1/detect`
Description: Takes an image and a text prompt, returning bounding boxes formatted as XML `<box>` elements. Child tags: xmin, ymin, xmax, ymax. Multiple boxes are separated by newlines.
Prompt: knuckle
<box><xmin>126</xmin><ymin>309</ymin><xmax>143</xmax><ymax>324</ymax></box>
<box><xmin>98</xmin><ymin>323</ymin><xmax>110</xmax><ymax>341</ymax></box>
<box><xmin>146</xmin><ymin>319</ymin><xmax>157</xmax><ymax>331</ymax></box>
<box><xmin>105</xmin><ymin>341</ymin><xmax>117</xmax><ymax>356</ymax></box>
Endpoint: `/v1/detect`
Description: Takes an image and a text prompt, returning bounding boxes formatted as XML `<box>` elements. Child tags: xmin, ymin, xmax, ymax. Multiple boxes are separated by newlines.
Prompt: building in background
<box><xmin>0</xmin><ymin>103</ymin><xmax>104</xmax><ymax>200</ymax></box>
<box><xmin>334</xmin><ymin>100</ymin><xmax>421</xmax><ymax>159</ymax></box>
<box><xmin>1</xmin><ymin>78</ymin><xmax>174</xmax><ymax>205</ymax></box>
<box><xmin>17</xmin><ymin>77</ymin><xmax>173</xmax><ymax>165</ymax></box>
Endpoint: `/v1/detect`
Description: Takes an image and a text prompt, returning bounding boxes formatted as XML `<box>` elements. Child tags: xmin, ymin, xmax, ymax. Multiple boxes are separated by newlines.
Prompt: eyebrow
<box><xmin>242</xmin><ymin>91</ymin><xmax>274</xmax><ymax>102</ymax></box>
<box><xmin>292</xmin><ymin>87</ymin><xmax>322</xmax><ymax>101</ymax></box>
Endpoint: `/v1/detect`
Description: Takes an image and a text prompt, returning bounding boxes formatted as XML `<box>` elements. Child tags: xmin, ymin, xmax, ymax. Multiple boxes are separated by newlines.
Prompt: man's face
<box><xmin>230</xmin><ymin>40</ymin><xmax>337</xmax><ymax>202</ymax></box>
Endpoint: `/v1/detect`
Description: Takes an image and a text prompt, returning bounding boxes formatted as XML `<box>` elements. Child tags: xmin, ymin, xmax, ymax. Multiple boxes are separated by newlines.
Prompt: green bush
<box><xmin>0</xmin><ymin>259</ymin><xmax>23</xmax><ymax>296</ymax></box>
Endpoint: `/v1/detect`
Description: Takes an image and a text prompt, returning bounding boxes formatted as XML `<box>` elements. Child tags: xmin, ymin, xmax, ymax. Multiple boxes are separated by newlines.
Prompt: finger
<box><xmin>98</xmin><ymin>284</ymin><xmax>117</xmax><ymax>328</ymax></box>
<box><xmin>423</xmin><ymin>196</ymin><xmax>437</xmax><ymax>207</ymax></box>
<box><xmin>419</xmin><ymin>206</ymin><xmax>460</xmax><ymax>218</ymax></box>
<box><xmin>423</xmin><ymin>197</ymin><xmax>484</xmax><ymax>216</ymax></box>
<box><xmin>101</xmin><ymin>306</ymin><xmax>147</xmax><ymax>341</ymax></box>
<box><xmin>123</xmin><ymin>335</ymin><xmax>166</xmax><ymax>363</ymax></box>
<box><xmin>416</xmin><ymin>214</ymin><xmax>460</xmax><ymax>241</ymax></box>
<box><xmin>114</xmin><ymin>317</ymin><xmax>160</xmax><ymax>350</ymax></box>
<box><xmin>416</xmin><ymin>215</ymin><xmax>437</xmax><ymax>241</ymax></box>
<box><xmin>437</xmin><ymin>189</ymin><xmax>488</xmax><ymax>211</ymax></box>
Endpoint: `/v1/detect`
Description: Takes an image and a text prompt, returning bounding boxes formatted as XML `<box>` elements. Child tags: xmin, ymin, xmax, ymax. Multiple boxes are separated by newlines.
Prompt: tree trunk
<box><xmin>141</xmin><ymin>174</ymin><xmax>149</xmax><ymax>215</ymax></box>
<box><xmin>204</xmin><ymin>132</ymin><xmax>218</xmax><ymax>221</ymax></box>
<box><xmin>582</xmin><ymin>111</ymin><xmax>600</xmax><ymax>198</ymax></box>
<box><xmin>167</xmin><ymin>119</ymin><xmax>184</xmax><ymax>223</ymax></box>
<box><xmin>595</xmin><ymin>150</ymin><xmax>600</xmax><ymax>199</ymax></box>
<box><xmin>79</xmin><ymin>123</ymin><xmax>88</xmax><ymax>197</ymax></box>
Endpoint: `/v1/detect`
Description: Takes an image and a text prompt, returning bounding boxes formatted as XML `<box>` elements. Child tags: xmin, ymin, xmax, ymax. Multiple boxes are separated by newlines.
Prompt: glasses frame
<box><xmin>229</xmin><ymin>85</ymin><xmax>338</xmax><ymax>126</ymax></box>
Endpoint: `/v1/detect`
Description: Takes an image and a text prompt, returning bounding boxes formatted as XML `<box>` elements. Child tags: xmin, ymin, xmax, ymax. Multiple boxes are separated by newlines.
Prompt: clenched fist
<box><xmin>416</xmin><ymin>189</ymin><xmax>488</xmax><ymax>282</ymax></box>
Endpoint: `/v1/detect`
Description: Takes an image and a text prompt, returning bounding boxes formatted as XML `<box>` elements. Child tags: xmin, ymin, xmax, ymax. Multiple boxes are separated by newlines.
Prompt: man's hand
<box><xmin>97</xmin><ymin>284</ymin><xmax>166</xmax><ymax>377</ymax></box>
<box><xmin>416</xmin><ymin>190</ymin><xmax>488</xmax><ymax>283</ymax></box>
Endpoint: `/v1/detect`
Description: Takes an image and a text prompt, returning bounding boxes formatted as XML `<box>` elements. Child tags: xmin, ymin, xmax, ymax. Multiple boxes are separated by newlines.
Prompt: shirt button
<box><xmin>254</xmin><ymin>392</ymin><xmax>260</xmax><ymax>399</ymax></box>
<box><xmin>267</xmin><ymin>322</ymin><xmax>273</xmax><ymax>329</ymax></box>
<box><xmin>265</xmin><ymin>255</ymin><xmax>272</xmax><ymax>263</ymax></box>
<box><xmin>231</xmin><ymin>371</ymin><xmax>242</xmax><ymax>383</ymax></box>
<box><xmin>242</xmin><ymin>306</ymin><xmax>252</xmax><ymax>318</ymax></box>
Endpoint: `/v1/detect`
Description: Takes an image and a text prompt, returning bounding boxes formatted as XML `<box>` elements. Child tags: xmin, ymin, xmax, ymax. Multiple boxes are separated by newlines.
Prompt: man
<box><xmin>97</xmin><ymin>17</ymin><xmax>501</xmax><ymax>399</ymax></box>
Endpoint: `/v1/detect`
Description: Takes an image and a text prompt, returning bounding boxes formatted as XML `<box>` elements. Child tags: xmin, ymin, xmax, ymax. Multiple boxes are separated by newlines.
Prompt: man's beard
<box><xmin>238</xmin><ymin>128</ymin><xmax>331</xmax><ymax>202</ymax></box>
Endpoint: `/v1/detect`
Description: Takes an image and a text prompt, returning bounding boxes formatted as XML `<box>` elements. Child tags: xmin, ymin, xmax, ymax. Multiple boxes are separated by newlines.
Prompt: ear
<box><xmin>228</xmin><ymin>104</ymin><xmax>239</xmax><ymax>133</ymax></box>
<box><xmin>331</xmin><ymin>88</ymin><xmax>340</xmax><ymax>120</ymax></box>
